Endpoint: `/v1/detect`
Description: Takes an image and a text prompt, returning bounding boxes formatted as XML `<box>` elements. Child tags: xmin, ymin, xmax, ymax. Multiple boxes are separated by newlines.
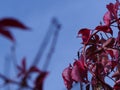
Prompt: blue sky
<box><xmin>0</xmin><ymin>0</ymin><xmax>116</xmax><ymax>90</ymax></box>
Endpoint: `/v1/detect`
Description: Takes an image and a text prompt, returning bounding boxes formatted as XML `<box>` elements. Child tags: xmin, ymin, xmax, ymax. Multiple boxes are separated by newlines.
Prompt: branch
<box><xmin>42</xmin><ymin>21</ymin><xmax>61</xmax><ymax>70</ymax></box>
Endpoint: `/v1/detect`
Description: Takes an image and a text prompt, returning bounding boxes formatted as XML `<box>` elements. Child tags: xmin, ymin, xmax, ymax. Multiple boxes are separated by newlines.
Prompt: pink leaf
<box><xmin>62</xmin><ymin>65</ymin><xmax>73</xmax><ymax>90</ymax></box>
<box><xmin>71</xmin><ymin>62</ymin><xmax>81</xmax><ymax>82</ymax></box>
<box><xmin>71</xmin><ymin>55</ymin><xmax>88</xmax><ymax>83</ymax></box>
<box><xmin>103</xmin><ymin>11</ymin><xmax>111</xmax><ymax>25</ymax></box>
<box><xmin>106</xmin><ymin>0</ymin><xmax>119</xmax><ymax>19</ymax></box>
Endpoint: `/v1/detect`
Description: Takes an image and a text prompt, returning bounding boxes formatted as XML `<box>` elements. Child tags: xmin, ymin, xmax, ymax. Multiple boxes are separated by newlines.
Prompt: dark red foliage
<box><xmin>16</xmin><ymin>58</ymin><xmax>48</xmax><ymax>89</ymax></box>
<box><xmin>17</xmin><ymin>57</ymin><xmax>27</xmax><ymax>77</ymax></box>
<box><xmin>95</xmin><ymin>25</ymin><xmax>113</xmax><ymax>35</ymax></box>
<box><xmin>34</xmin><ymin>72</ymin><xmax>48</xmax><ymax>90</ymax></box>
<box><xmin>62</xmin><ymin>55</ymin><xmax>88</xmax><ymax>90</ymax></box>
<box><xmin>106</xmin><ymin>48</ymin><xmax>118</xmax><ymax>59</ymax></box>
<box><xmin>117</xmin><ymin>31</ymin><xmax>120</xmax><ymax>45</ymax></box>
<box><xmin>106</xmin><ymin>0</ymin><xmax>119</xmax><ymax>20</ymax></box>
<box><xmin>114</xmin><ymin>83</ymin><xmax>120</xmax><ymax>90</ymax></box>
<box><xmin>71</xmin><ymin>56</ymin><xmax>88</xmax><ymax>83</ymax></box>
<box><xmin>17</xmin><ymin>58</ymin><xmax>41</xmax><ymax>77</ymax></box>
<box><xmin>62</xmin><ymin>1</ymin><xmax>120</xmax><ymax>90</ymax></box>
<box><xmin>78</xmin><ymin>28</ymin><xmax>90</xmax><ymax>44</ymax></box>
<box><xmin>103</xmin><ymin>11</ymin><xmax>111</xmax><ymax>25</ymax></box>
<box><xmin>62</xmin><ymin>65</ymin><xmax>73</xmax><ymax>90</ymax></box>
<box><xmin>0</xmin><ymin>18</ymin><xmax>28</xmax><ymax>29</ymax></box>
<box><xmin>102</xmin><ymin>37</ymin><xmax>115</xmax><ymax>48</ymax></box>
<box><xmin>0</xmin><ymin>18</ymin><xmax>29</xmax><ymax>41</ymax></box>
<box><xmin>0</xmin><ymin>29</ymin><xmax>14</xmax><ymax>41</ymax></box>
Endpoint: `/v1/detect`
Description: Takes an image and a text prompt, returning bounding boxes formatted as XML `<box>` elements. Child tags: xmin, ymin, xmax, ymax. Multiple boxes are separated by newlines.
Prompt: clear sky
<box><xmin>0</xmin><ymin>0</ymin><xmax>116</xmax><ymax>90</ymax></box>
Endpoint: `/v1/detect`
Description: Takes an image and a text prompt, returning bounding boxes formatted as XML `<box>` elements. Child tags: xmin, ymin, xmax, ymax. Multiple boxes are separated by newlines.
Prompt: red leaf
<box><xmin>95</xmin><ymin>25</ymin><xmax>113</xmax><ymax>35</ymax></box>
<box><xmin>103</xmin><ymin>11</ymin><xmax>111</xmax><ymax>25</ymax></box>
<box><xmin>86</xmin><ymin>34</ymin><xmax>100</xmax><ymax>45</ymax></box>
<box><xmin>102</xmin><ymin>37</ymin><xmax>115</xmax><ymax>48</ymax></box>
<box><xmin>71</xmin><ymin>55</ymin><xmax>88</xmax><ymax>83</ymax></box>
<box><xmin>95</xmin><ymin>63</ymin><xmax>104</xmax><ymax>75</ymax></box>
<box><xmin>106</xmin><ymin>0</ymin><xmax>119</xmax><ymax>19</ymax></box>
<box><xmin>106</xmin><ymin>48</ymin><xmax>118</xmax><ymax>58</ymax></box>
<box><xmin>105</xmin><ymin>61</ymin><xmax>117</xmax><ymax>71</ymax></box>
<box><xmin>71</xmin><ymin>63</ymin><xmax>81</xmax><ymax>82</ymax></box>
<box><xmin>62</xmin><ymin>65</ymin><xmax>73</xmax><ymax>90</ymax></box>
<box><xmin>111</xmin><ymin>61</ymin><xmax>117</xmax><ymax>70</ymax></box>
<box><xmin>17</xmin><ymin>57</ymin><xmax>27</xmax><ymax>77</ymax></box>
<box><xmin>114</xmin><ymin>83</ymin><xmax>120</xmax><ymax>90</ymax></box>
<box><xmin>86</xmin><ymin>45</ymin><xmax>97</xmax><ymax>60</ymax></box>
<box><xmin>0</xmin><ymin>18</ymin><xmax>29</xmax><ymax>30</ymax></box>
<box><xmin>34</xmin><ymin>72</ymin><xmax>48</xmax><ymax>90</ymax></box>
<box><xmin>78</xmin><ymin>28</ymin><xmax>90</xmax><ymax>44</ymax></box>
<box><xmin>0</xmin><ymin>29</ymin><xmax>14</xmax><ymax>41</ymax></box>
<box><xmin>29</xmin><ymin>66</ymin><xmax>41</xmax><ymax>73</ymax></box>
<box><xmin>112</xmin><ymin>71</ymin><xmax>120</xmax><ymax>78</ymax></box>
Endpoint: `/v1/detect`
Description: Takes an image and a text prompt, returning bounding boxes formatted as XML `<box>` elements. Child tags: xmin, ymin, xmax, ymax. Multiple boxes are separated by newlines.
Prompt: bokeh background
<box><xmin>0</xmin><ymin>0</ymin><xmax>115</xmax><ymax>90</ymax></box>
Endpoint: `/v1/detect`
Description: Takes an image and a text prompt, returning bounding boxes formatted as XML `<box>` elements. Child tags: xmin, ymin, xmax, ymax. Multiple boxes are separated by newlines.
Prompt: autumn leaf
<box><xmin>106</xmin><ymin>0</ymin><xmax>119</xmax><ymax>19</ymax></box>
<box><xmin>71</xmin><ymin>54</ymin><xmax>88</xmax><ymax>83</ymax></box>
<box><xmin>62</xmin><ymin>64</ymin><xmax>73</xmax><ymax>90</ymax></box>
<box><xmin>0</xmin><ymin>18</ymin><xmax>29</xmax><ymax>29</ymax></box>
<box><xmin>63</xmin><ymin>1</ymin><xmax>120</xmax><ymax>90</ymax></box>
<box><xmin>114</xmin><ymin>83</ymin><xmax>120</xmax><ymax>90</ymax></box>
<box><xmin>103</xmin><ymin>11</ymin><xmax>111</xmax><ymax>25</ymax></box>
<box><xmin>0</xmin><ymin>28</ymin><xmax>14</xmax><ymax>41</ymax></box>
<box><xmin>34</xmin><ymin>72</ymin><xmax>48</xmax><ymax>90</ymax></box>
<box><xmin>102</xmin><ymin>37</ymin><xmax>115</xmax><ymax>48</ymax></box>
<box><xmin>17</xmin><ymin>57</ymin><xmax>27</xmax><ymax>77</ymax></box>
<box><xmin>28</xmin><ymin>66</ymin><xmax>41</xmax><ymax>74</ymax></box>
<box><xmin>78</xmin><ymin>28</ymin><xmax>90</xmax><ymax>44</ymax></box>
<box><xmin>0</xmin><ymin>18</ymin><xmax>29</xmax><ymax>42</ymax></box>
<box><xmin>95</xmin><ymin>25</ymin><xmax>113</xmax><ymax>35</ymax></box>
